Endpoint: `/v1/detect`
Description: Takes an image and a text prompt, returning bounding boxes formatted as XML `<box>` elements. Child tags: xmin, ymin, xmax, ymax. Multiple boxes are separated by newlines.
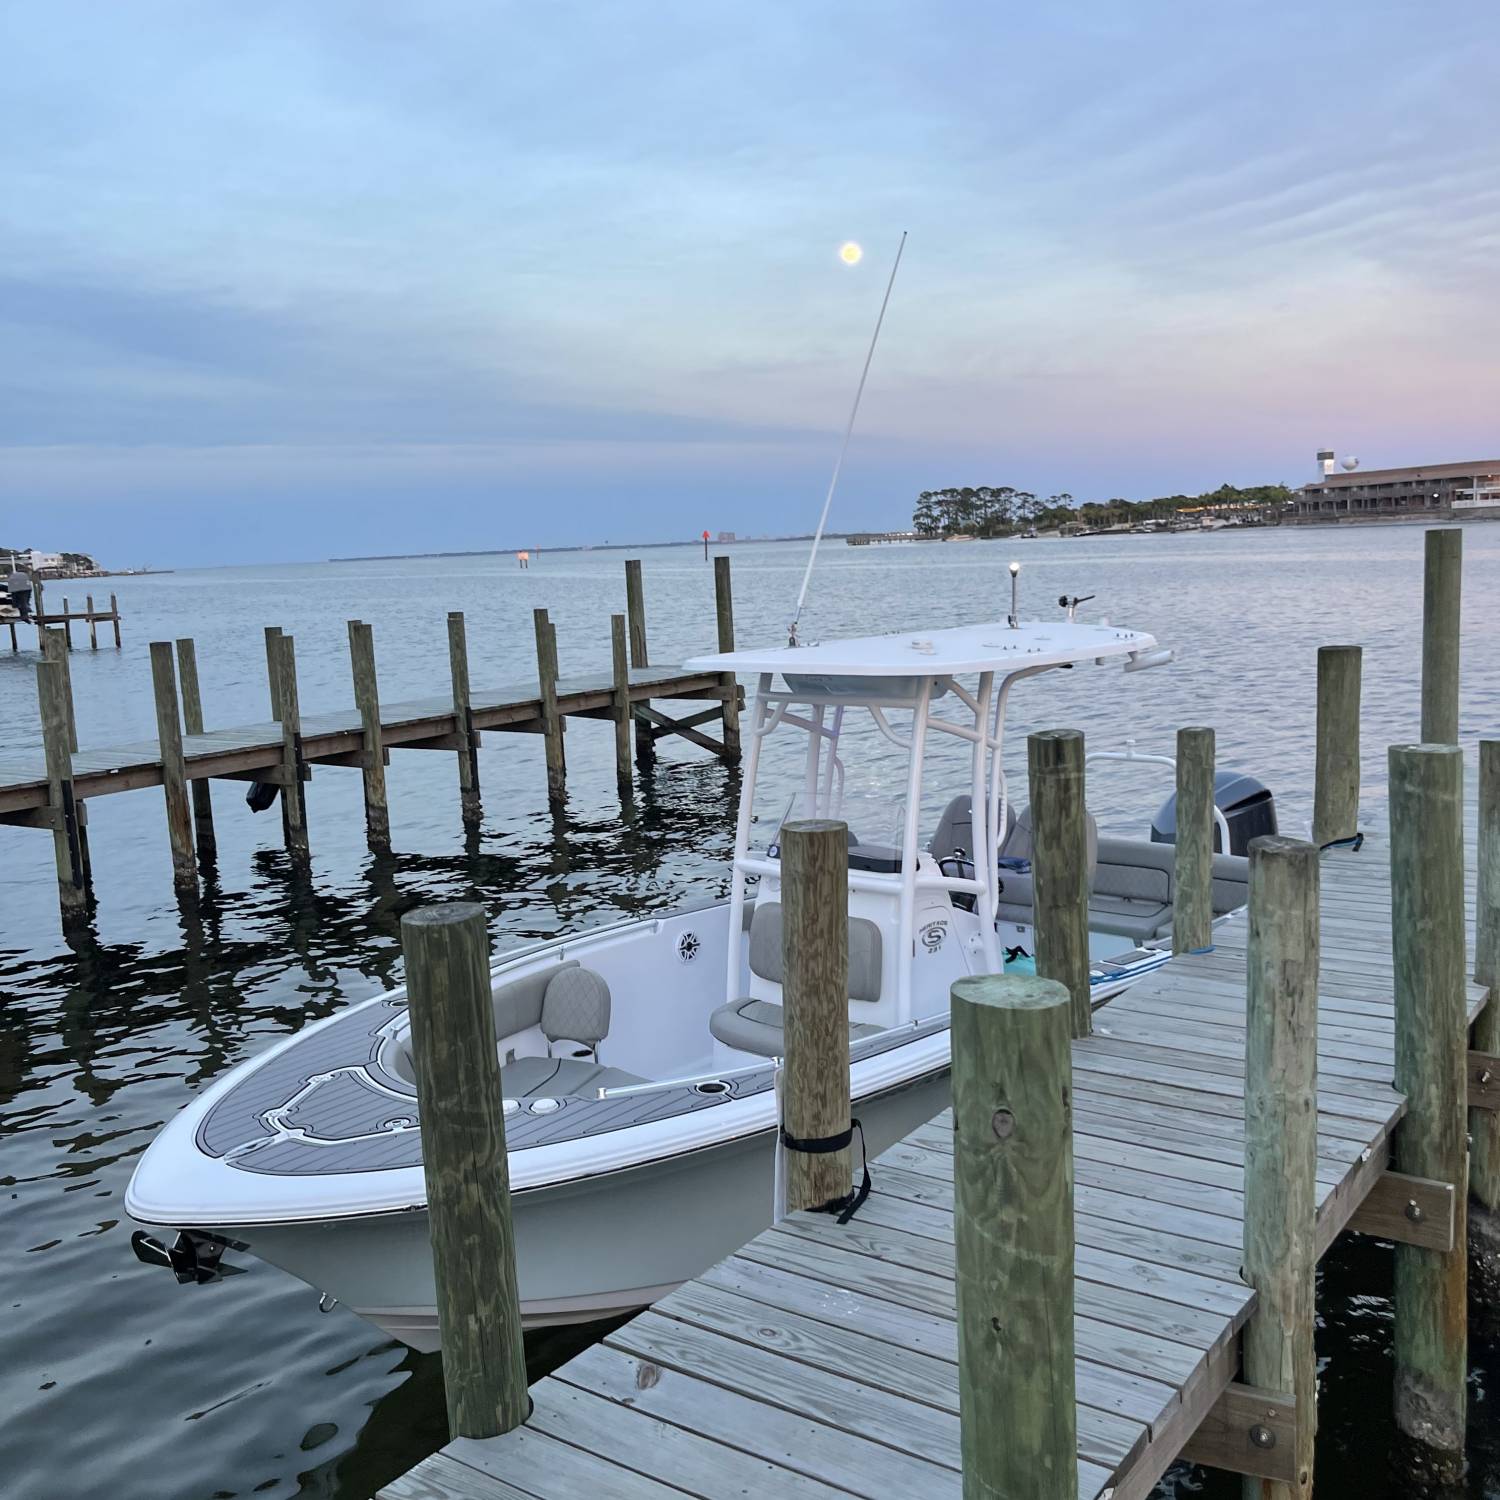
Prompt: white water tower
<box><xmin>1341</xmin><ymin>455</ymin><xmax>1359</xmax><ymax>472</ymax></box>
<box><xmin>1317</xmin><ymin>449</ymin><xmax>1336</xmax><ymax>478</ymax></box>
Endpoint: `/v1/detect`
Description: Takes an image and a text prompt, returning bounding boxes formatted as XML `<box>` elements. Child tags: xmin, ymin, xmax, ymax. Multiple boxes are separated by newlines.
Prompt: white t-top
<box><xmin>685</xmin><ymin>619</ymin><xmax>1157</xmax><ymax>678</ymax></box>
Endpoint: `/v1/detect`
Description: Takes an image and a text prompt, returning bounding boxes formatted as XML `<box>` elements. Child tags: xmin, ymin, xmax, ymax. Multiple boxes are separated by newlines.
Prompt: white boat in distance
<box><xmin>127</xmin><ymin>615</ymin><xmax>1263</xmax><ymax>1347</ymax></box>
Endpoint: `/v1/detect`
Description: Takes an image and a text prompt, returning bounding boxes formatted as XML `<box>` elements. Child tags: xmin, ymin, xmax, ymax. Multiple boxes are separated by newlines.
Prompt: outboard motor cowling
<box><xmin>1151</xmin><ymin>770</ymin><xmax>1276</xmax><ymax>856</ymax></box>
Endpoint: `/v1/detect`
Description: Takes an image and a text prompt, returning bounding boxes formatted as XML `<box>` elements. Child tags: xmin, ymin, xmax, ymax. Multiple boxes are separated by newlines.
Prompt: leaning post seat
<box><xmin>710</xmin><ymin>902</ymin><xmax>885</xmax><ymax>1059</ymax></box>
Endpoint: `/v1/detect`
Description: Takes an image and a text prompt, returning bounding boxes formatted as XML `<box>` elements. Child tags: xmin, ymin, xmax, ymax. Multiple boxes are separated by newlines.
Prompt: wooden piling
<box><xmin>348</xmin><ymin>621</ymin><xmax>391</xmax><ymax>851</ymax></box>
<box><xmin>1242</xmin><ymin>835</ymin><xmax>1320</xmax><ymax>1499</ymax></box>
<box><xmin>533</xmin><ymin>608</ymin><xmax>565</xmax><ymax>803</ymax></box>
<box><xmin>149</xmin><ymin>641</ymin><xmax>197</xmax><ymax>896</ymax></box>
<box><xmin>625</xmin><ymin>558</ymin><xmax>653</xmax><ymax>765</ymax></box>
<box><xmin>62</xmin><ymin>598</ymin><xmax>73</xmax><ymax>650</ymax></box>
<box><xmin>264</xmin><ymin>626</ymin><xmax>285</xmax><ymax>721</ymax></box>
<box><xmin>1421</xmin><ymin>528</ymin><xmax>1461</xmax><ymax>744</ymax></box>
<box><xmin>1469</xmin><ymin>743</ymin><xmax>1500</xmax><ymax>1284</ymax></box>
<box><xmin>274</xmin><ymin>633</ymin><xmax>310</xmax><ymax>860</ymax></box>
<box><xmin>109</xmin><ymin>593</ymin><xmax>121</xmax><ymax>648</ymax></box>
<box><xmin>1027</xmin><ymin>728</ymin><xmax>1091</xmax><ymax>1037</ymax></box>
<box><xmin>779</xmin><ymin>819</ymin><xmax>852</xmax><ymax>1214</ymax></box>
<box><xmin>41</xmin><ymin>629</ymin><xmax>78</xmax><ymax>753</ymax></box>
<box><xmin>611</xmin><ymin>613</ymin><xmax>632</xmax><ymax>791</ymax></box>
<box><xmin>37</xmin><ymin>659</ymin><xmax>89</xmax><ymax>921</ymax></box>
<box><xmin>447</xmin><ymin>612</ymin><xmax>482</xmax><ymax>829</ymax></box>
<box><xmin>174</xmin><ymin>638</ymin><xmax>216</xmax><ymax>860</ymax></box>
<box><xmin>1312</xmin><ymin>645</ymin><xmax>1362</xmax><ymax>847</ymax></box>
<box><xmin>1174</xmin><ymin>725</ymin><xmax>1216</xmax><ymax>954</ymax></box>
<box><xmin>713</xmin><ymin>554</ymin><xmax>741</xmax><ymax>760</ymax></box>
<box><xmin>1389</xmin><ymin>742</ymin><xmax>1467</xmax><ymax>1470</ymax></box>
<box><xmin>400</xmin><ymin>903</ymin><xmax>528</xmax><ymax>1439</ymax></box>
<box><xmin>86</xmin><ymin>594</ymin><xmax>98</xmax><ymax>650</ymax></box>
<box><xmin>950</xmin><ymin>972</ymin><xmax>1075</xmax><ymax>1499</ymax></box>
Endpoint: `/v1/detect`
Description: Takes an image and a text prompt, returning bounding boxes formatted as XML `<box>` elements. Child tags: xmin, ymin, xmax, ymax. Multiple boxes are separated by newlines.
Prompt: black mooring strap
<box><xmin>780</xmin><ymin>1118</ymin><xmax>872</xmax><ymax>1225</ymax></box>
<box><xmin>1319</xmin><ymin>832</ymin><xmax>1365</xmax><ymax>853</ymax></box>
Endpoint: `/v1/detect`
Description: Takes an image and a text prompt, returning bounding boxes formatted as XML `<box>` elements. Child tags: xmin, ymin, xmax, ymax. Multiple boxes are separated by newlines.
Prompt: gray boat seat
<box><xmin>541</xmin><ymin>966</ymin><xmax>611</xmax><ymax>1048</ymax></box>
<box><xmin>710</xmin><ymin>900</ymin><xmax>886</xmax><ymax>1058</ymax></box>
<box><xmin>709</xmin><ymin>997</ymin><xmax>884</xmax><ymax>1059</ymax></box>
<box><xmin>501</xmin><ymin>1055</ymin><xmax>644</xmax><ymax>1099</ymax></box>
<box><xmin>930</xmin><ymin>793</ymin><xmax>1016</xmax><ymax>863</ymax></box>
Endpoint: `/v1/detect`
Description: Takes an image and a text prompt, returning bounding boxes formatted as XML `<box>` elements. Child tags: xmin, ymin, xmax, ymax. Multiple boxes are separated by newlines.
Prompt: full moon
<box><xmin>839</xmin><ymin>241</ymin><xmax>863</xmax><ymax>265</ymax></box>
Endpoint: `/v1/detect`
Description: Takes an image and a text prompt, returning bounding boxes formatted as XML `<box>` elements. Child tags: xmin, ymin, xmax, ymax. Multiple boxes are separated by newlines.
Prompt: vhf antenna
<box><xmin>788</xmin><ymin>231</ymin><xmax>908</xmax><ymax>647</ymax></box>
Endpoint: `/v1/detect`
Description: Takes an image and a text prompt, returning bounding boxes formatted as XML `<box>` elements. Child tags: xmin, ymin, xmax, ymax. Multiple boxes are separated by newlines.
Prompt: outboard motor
<box><xmin>1151</xmin><ymin>771</ymin><xmax>1276</xmax><ymax>856</ymax></box>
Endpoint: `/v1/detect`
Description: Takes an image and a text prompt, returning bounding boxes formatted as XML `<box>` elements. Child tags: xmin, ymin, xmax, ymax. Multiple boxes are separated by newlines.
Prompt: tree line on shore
<box><xmin>911</xmin><ymin>482</ymin><xmax>1294</xmax><ymax>536</ymax></box>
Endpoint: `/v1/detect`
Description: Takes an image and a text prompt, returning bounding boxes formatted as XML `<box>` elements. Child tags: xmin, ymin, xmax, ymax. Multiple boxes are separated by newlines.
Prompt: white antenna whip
<box><xmin>789</xmin><ymin>230</ymin><xmax>907</xmax><ymax>645</ymax></box>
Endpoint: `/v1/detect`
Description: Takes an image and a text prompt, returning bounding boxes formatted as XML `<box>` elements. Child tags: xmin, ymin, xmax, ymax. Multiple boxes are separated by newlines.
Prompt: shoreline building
<box><xmin>1292</xmin><ymin>456</ymin><xmax>1500</xmax><ymax>523</ymax></box>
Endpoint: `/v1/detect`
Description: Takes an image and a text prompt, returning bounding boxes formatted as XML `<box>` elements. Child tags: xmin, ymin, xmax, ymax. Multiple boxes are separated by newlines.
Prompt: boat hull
<box><xmin>230</xmin><ymin>1067</ymin><xmax>950</xmax><ymax>1349</ymax></box>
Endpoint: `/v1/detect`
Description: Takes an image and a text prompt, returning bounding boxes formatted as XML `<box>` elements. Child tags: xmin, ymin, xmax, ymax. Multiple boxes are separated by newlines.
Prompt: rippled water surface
<box><xmin>2</xmin><ymin>526</ymin><xmax>1496</xmax><ymax>1499</ymax></box>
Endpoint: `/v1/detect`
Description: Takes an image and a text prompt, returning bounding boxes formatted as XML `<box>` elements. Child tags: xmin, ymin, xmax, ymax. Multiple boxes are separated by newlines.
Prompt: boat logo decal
<box><xmin>677</xmin><ymin>931</ymin><xmax>701</xmax><ymax>963</ymax></box>
<box><xmin>918</xmin><ymin>919</ymin><xmax>948</xmax><ymax>953</ymax></box>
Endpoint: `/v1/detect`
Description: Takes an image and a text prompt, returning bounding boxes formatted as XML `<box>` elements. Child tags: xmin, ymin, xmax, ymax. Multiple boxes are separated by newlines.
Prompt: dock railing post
<box><xmin>951</xmin><ymin>972</ymin><xmax>1075</xmax><ymax>1498</ymax></box>
<box><xmin>611</xmin><ymin>613</ymin><xmax>632</xmax><ymax>792</ymax></box>
<box><xmin>1469</xmin><ymin>742</ymin><xmax>1500</xmax><ymax>1299</ymax></box>
<box><xmin>713</xmin><ymin>554</ymin><xmax>741</xmax><ymax>760</ymax></box>
<box><xmin>109</xmin><ymin>593</ymin><xmax>121</xmax><ymax>649</ymax></box>
<box><xmin>1028</xmin><ymin>729</ymin><xmax>1091</xmax><ymax>1038</ymax></box>
<box><xmin>37</xmin><ymin>659</ymin><xmax>90</xmax><ymax>924</ymax></box>
<box><xmin>348</xmin><ymin>621</ymin><xmax>391</xmax><ymax>852</ymax></box>
<box><xmin>780</xmin><ymin>819</ymin><xmax>853</xmax><ymax>1214</ymax></box>
<box><xmin>1389</xmin><ymin>742</ymin><xmax>1467</xmax><ymax>1478</ymax></box>
<box><xmin>274</xmin><ymin>633</ymin><xmax>310</xmax><ymax>861</ymax></box>
<box><xmin>625</xmin><ymin>558</ymin><xmax>653</xmax><ymax>766</ymax></box>
<box><xmin>1312</xmin><ymin>646</ymin><xmax>1362</xmax><ymax>847</ymax></box>
<box><xmin>149</xmin><ymin>641</ymin><xmax>198</xmax><ymax>897</ymax></box>
<box><xmin>1421</xmin><ymin>528</ymin><xmax>1461</xmax><ymax>744</ymax></box>
<box><xmin>401</xmin><ymin>903</ymin><xmax>528</xmax><ymax>1439</ymax></box>
<box><xmin>1174</xmin><ymin>725</ymin><xmax>1216</xmax><ymax>954</ymax></box>
<box><xmin>174</xmin><ymin>637</ymin><xmax>217</xmax><ymax>861</ymax></box>
<box><xmin>86</xmin><ymin>594</ymin><xmax>98</xmax><ymax>650</ymax></box>
<box><xmin>1241</xmin><ymin>835</ymin><xmax>1320</xmax><ymax>1499</ymax></box>
<box><xmin>447</xmin><ymin>611</ymin><xmax>483</xmax><ymax>830</ymax></box>
<box><xmin>62</xmin><ymin>597</ymin><xmax>73</xmax><ymax>651</ymax></box>
<box><xmin>264</xmin><ymin>626</ymin><xmax>285</xmax><ymax>722</ymax></box>
<box><xmin>532</xmin><ymin>607</ymin><xmax>566</xmax><ymax>804</ymax></box>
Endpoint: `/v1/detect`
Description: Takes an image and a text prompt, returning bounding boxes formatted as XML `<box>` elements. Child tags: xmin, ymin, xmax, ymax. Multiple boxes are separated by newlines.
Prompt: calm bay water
<box><xmin>1</xmin><ymin>525</ymin><xmax>1497</xmax><ymax>1499</ymax></box>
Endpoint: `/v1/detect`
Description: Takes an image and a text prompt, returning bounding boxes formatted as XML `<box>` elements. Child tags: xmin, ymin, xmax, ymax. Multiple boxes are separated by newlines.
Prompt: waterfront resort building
<box><xmin>1293</xmin><ymin>458</ymin><xmax>1500</xmax><ymax>523</ymax></box>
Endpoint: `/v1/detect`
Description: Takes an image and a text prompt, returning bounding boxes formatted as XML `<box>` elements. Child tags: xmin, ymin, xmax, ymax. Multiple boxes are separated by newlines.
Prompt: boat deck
<box><xmin>381</xmin><ymin>784</ymin><xmax>1485</xmax><ymax>1500</ymax></box>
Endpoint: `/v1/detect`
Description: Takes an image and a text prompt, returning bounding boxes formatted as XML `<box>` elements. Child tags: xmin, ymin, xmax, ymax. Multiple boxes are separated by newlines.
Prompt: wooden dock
<box><xmin>381</xmin><ymin>788</ymin><xmax>1486</xmax><ymax>1500</ymax></box>
<box><xmin>7</xmin><ymin>556</ymin><xmax>743</xmax><ymax>922</ymax></box>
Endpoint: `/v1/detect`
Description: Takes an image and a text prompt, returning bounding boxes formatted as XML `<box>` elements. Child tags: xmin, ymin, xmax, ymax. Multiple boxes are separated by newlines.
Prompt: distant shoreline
<box><xmin>327</xmin><ymin>535</ymin><xmax>839</xmax><ymax>562</ymax></box>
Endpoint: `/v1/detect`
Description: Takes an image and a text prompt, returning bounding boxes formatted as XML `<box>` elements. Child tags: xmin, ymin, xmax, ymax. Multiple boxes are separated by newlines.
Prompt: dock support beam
<box><xmin>951</xmin><ymin>972</ymin><xmax>1075</xmax><ymax>1499</ymax></box>
<box><xmin>274</xmin><ymin>633</ymin><xmax>310</xmax><ymax>861</ymax></box>
<box><xmin>1241</xmin><ymin>835</ymin><xmax>1319</xmax><ymax>1498</ymax></box>
<box><xmin>611</xmin><ymin>613</ymin><xmax>632</xmax><ymax>792</ymax></box>
<box><xmin>348</xmin><ymin>621</ymin><xmax>391</xmax><ymax>852</ymax></box>
<box><xmin>533</xmin><ymin>608</ymin><xmax>566</xmax><ymax>805</ymax></box>
<box><xmin>42</xmin><ymin>629</ymin><xmax>78</xmax><ymax>753</ymax></box>
<box><xmin>1313</xmin><ymin>645</ymin><xmax>1362</xmax><ymax>847</ymax></box>
<box><xmin>37</xmin><ymin>659</ymin><xmax>90</xmax><ymax>923</ymax></box>
<box><xmin>401</xmin><ymin>903</ymin><xmax>528</xmax><ymax>1438</ymax></box>
<box><xmin>149</xmin><ymin>641</ymin><xmax>197</xmax><ymax>897</ymax></box>
<box><xmin>1470</xmin><ymin>741</ymin><xmax>1500</xmax><ymax>1300</ymax></box>
<box><xmin>713</xmin><ymin>555</ymin><xmax>741</xmax><ymax>760</ymax></box>
<box><xmin>1389</xmin><ymin>743</ymin><xmax>1467</xmax><ymax>1480</ymax></box>
<box><xmin>1421</xmin><ymin>528</ymin><xmax>1461</xmax><ymax>744</ymax></box>
<box><xmin>625</xmin><ymin>558</ymin><xmax>653</xmax><ymax>766</ymax></box>
<box><xmin>1174</xmin><ymin>725</ymin><xmax>1216</xmax><ymax>954</ymax></box>
<box><xmin>780</xmin><ymin>819</ymin><xmax>852</xmax><ymax>1213</ymax></box>
<box><xmin>1028</xmin><ymin>728</ymin><xmax>1091</xmax><ymax>1037</ymax></box>
<box><xmin>174</xmin><ymin>638</ymin><xmax>217</xmax><ymax>861</ymax></box>
<box><xmin>447</xmin><ymin>612</ymin><xmax>482</xmax><ymax>830</ymax></box>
